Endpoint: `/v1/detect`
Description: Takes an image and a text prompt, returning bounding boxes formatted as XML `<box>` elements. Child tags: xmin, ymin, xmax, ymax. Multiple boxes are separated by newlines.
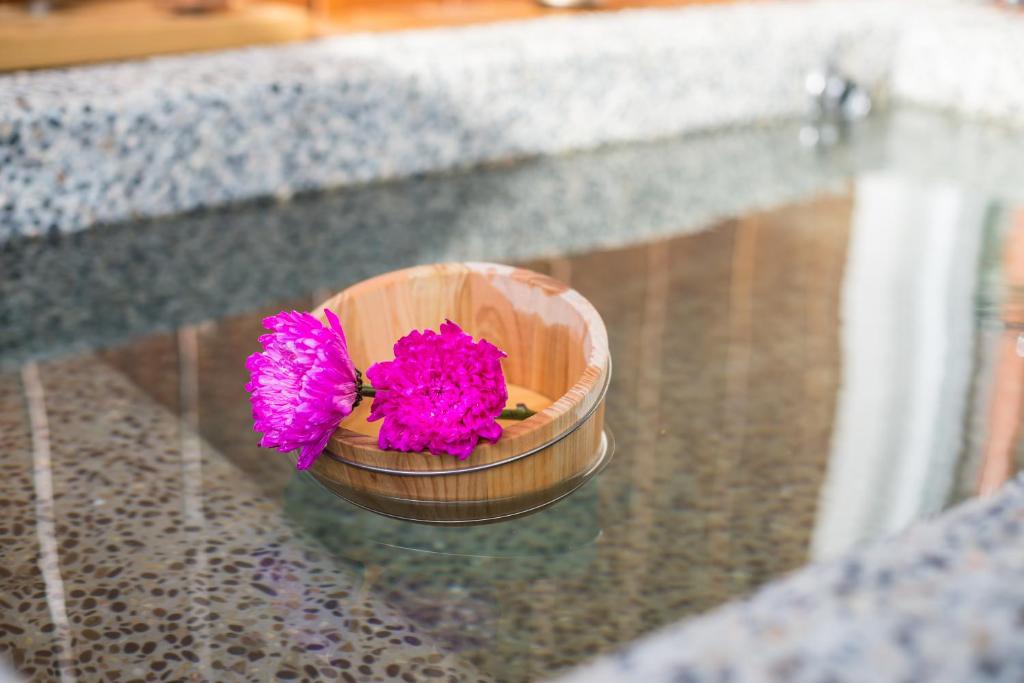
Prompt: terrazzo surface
<box><xmin>2</xmin><ymin>108</ymin><xmax>1024</xmax><ymax>681</ymax></box>
<box><xmin>1</xmin><ymin>114</ymin><xmax>877</xmax><ymax>369</ymax></box>
<box><xmin>7</xmin><ymin>109</ymin><xmax>1024</xmax><ymax>370</ymax></box>
<box><xmin>1</xmin><ymin>361</ymin><xmax>486</xmax><ymax>683</ymax></box>
<box><xmin>2</xmin><ymin>203</ymin><xmax>855</xmax><ymax>681</ymax></box>
<box><xmin>8</xmin><ymin>0</ymin><xmax>1024</xmax><ymax>238</ymax></box>
<box><xmin>555</xmin><ymin>474</ymin><xmax>1024</xmax><ymax>683</ymax></box>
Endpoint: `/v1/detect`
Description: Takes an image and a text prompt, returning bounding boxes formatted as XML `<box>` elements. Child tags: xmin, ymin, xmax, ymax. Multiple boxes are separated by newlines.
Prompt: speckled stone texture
<box><xmin>4</xmin><ymin>1</ymin><xmax>1024</xmax><ymax>239</ymax></box>
<box><xmin>0</xmin><ymin>0</ymin><xmax>904</xmax><ymax>239</ymax></box>
<box><xmin>0</xmin><ymin>361</ymin><xmax>489</xmax><ymax>682</ymax></box>
<box><xmin>0</xmin><ymin>116</ymin><xmax>877</xmax><ymax>369</ymax></box>
<box><xmin>0</xmin><ymin>194</ymin><xmax>861</xmax><ymax>681</ymax></box>
<box><xmin>1</xmin><ymin>176</ymin><xmax>1021</xmax><ymax>681</ymax></box>
<box><xmin>891</xmin><ymin>2</ymin><xmax>1024</xmax><ymax>125</ymax></box>
<box><xmin>7</xmin><ymin>108</ymin><xmax>1024</xmax><ymax>372</ymax></box>
<box><xmin>554</xmin><ymin>475</ymin><xmax>1024</xmax><ymax>683</ymax></box>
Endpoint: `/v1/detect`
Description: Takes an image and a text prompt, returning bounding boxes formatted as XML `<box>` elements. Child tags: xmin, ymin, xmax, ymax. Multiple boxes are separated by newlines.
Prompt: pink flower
<box><xmin>245</xmin><ymin>309</ymin><xmax>359</xmax><ymax>470</ymax></box>
<box><xmin>366</xmin><ymin>321</ymin><xmax>508</xmax><ymax>459</ymax></box>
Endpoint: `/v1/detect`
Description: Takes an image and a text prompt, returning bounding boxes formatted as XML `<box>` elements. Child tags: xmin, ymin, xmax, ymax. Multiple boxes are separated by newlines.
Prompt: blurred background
<box><xmin>0</xmin><ymin>0</ymin><xmax>718</xmax><ymax>71</ymax></box>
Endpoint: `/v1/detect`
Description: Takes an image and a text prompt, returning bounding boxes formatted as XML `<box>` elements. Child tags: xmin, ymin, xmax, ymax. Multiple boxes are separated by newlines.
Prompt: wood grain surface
<box><xmin>0</xmin><ymin>0</ymin><xmax>311</xmax><ymax>71</ymax></box>
<box><xmin>2</xmin><ymin>0</ymin><xmax>737</xmax><ymax>72</ymax></box>
<box><xmin>308</xmin><ymin>262</ymin><xmax>611</xmax><ymax>523</ymax></box>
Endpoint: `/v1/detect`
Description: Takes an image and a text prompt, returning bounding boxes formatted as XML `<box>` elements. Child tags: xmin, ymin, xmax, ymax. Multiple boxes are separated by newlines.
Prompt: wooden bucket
<box><xmin>308</xmin><ymin>262</ymin><xmax>612</xmax><ymax>524</ymax></box>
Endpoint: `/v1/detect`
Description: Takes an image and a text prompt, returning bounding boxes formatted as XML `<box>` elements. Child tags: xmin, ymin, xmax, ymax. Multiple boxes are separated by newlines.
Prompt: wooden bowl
<box><xmin>307</xmin><ymin>262</ymin><xmax>612</xmax><ymax>525</ymax></box>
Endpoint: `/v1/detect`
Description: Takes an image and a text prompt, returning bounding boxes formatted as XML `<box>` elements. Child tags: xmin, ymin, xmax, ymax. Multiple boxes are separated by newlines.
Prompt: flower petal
<box><xmin>246</xmin><ymin>310</ymin><xmax>359</xmax><ymax>469</ymax></box>
<box><xmin>367</xmin><ymin>321</ymin><xmax>508</xmax><ymax>459</ymax></box>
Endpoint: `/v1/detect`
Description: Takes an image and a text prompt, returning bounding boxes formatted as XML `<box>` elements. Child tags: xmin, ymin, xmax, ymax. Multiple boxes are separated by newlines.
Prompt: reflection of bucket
<box><xmin>283</xmin><ymin>466</ymin><xmax>605</xmax><ymax>581</ymax></box>
<box><xmin>285</xmin><ymin>470</ymin><xmax>606</xmax><ymax>660</ymax></box>
<box><xmin>309</xmin><ymin>427</ymin><xmax>614</xmax><ymax>525</ymax></box>
<box><xmin>308</xmin><ymin>262</ymin><xmax>613</xmax><ymax>525</ymax></box>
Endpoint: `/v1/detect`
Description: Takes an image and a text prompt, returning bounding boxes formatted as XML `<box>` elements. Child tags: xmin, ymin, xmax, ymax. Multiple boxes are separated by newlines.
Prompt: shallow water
<box><xmin>1</xmin><ymin>110</ymin><xmax>1022</xmax><ymax>682</ymax></box>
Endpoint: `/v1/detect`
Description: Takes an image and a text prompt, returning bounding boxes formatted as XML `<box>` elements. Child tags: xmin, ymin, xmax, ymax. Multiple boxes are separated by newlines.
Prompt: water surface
<box><xmin>1</xmin><ymin>110</ymin><xmax>1022</xmax><ymax>682</ymax></box>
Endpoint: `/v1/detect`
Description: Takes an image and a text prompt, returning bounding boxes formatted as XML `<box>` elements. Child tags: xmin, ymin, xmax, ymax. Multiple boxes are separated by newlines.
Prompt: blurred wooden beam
<box><xmin>314</xmin><ymin>0</ymin><xmax>734</xmax><ymax>34</ymax></box>
<box><xmin>0</xmin><ymin>0</ymin><xmax>311</xmax><ymax>72</ymax></box>
<box><xmin>2</xmin><ymin>0</ymin><xmax>739</xmax><ymax>72</ymax></box>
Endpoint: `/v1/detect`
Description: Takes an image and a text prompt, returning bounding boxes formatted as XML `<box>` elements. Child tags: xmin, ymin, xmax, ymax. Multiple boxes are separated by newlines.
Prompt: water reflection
<box><xmin>811</xmin><ymin>172</ymin><xmax>988</xmax><ymax>559</ymax></box>
<box><xmin>281</xmin><ymin>472</ymin><xmax>605</xmax><ymax>670</ymax></box>
<box><xmin>88</xmin><ymin>192</ymin><xmax>858</xmax><ymax>679</ymax></box>
<box><xmin>77</xmin><ymin>188</ymin><xmax>1022</xmax><ymax>679</ymax></box>
<box><xmin>284</xmin><ymin>471</ymin><xmax>603</xmax><ymax>562</ymax></box>
<box><xmin>976</xmin><ymin>208</ymin><xmax>1024</xmax><ymax>496</ymax></box>
<box><xmin>2</xmin><ymin>113</ymin><xmax>1024</xmax><ymax>682</ymax></box>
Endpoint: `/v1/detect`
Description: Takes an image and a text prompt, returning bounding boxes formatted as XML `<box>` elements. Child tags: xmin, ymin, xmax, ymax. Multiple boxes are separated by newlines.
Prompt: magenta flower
<box><xmin>245</xmin><ymin>309</ymin><xmax>359</xmax><ymax>470</ymax></box>
<box><xmin>366</xmin><ymin>321</ymin><xmax>508</xmax><ymax>459</ymax></box>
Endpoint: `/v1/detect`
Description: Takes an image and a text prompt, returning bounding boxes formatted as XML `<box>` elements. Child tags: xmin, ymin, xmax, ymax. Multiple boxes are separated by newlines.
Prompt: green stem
<box><xmin>499</xmin><ymin>404</ymin><xmax>537</xmax><ymax>420</ymax></box>
<box><xmin>357</xmin><ymin>385</ymin><xmax>535</xmax><ymax>420</ymax></box>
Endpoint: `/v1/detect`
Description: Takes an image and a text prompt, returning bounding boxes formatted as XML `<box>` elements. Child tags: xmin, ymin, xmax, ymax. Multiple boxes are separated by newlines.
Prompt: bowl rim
<box><xmin>308</xmin><ymin>427</ymin><xmax>615</xmax><ymax>525</ymax></box>
<box><xmin>314</xmin><ymin>262</ymin><xmax>610</xmax><ymax>470</ymax></box>
<box><xmin>322</xmin><ymin>358</ymin><xmax>611</xmax><ymax>476</ymax></box>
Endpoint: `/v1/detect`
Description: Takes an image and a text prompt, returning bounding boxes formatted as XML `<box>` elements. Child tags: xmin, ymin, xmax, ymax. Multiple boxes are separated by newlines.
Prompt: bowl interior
<box><xmin>315</xmin><ymin>262</ymin><xmax>610</xmax><ymax>475</ymax></box>
<box><xmin>327</xmin><ymin>262</ymin><xmax>598</xmax><ymax>401</ymax></box>
<box><xmin>324</xmin><ymin>263</ymin><xmax>596</xmax><ymax>408</ymax></box>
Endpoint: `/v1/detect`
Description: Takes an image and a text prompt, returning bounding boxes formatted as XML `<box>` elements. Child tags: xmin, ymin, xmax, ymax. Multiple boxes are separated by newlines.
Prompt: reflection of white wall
<box><xmin>0</xmin><ymin>660</ymin><xmax>22</xmax><ymax>683</ymax></box>
<box><xmin>811</xmin><ymin>172</ymin><xmax>985</xmax><ymax>560</ymax></box>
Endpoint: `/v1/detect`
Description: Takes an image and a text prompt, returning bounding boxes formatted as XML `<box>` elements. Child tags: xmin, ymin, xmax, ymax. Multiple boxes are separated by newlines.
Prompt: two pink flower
<box><xmin>245</xmin><ymin>310</ymin><xmax>509</xmax><ymax>470</ymax></box>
